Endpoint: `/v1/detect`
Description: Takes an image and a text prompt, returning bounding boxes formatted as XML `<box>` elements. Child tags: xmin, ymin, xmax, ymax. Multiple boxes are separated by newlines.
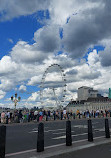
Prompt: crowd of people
<box><xmin>0</xmin><ymin>108</ymin><xmax>111</xmax><ymax>124</ymax></box>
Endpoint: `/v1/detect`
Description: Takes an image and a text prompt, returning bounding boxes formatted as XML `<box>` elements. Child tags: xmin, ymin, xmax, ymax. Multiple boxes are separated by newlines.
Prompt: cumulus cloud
<box><xmin>98</xmin><ymin>39</ymin><xmax>111</xmax><ymax>67</ymax></box>
<box><xmin>53</xmin><ymin>54</ymin><xmax>78</xmax><ymax>68</ymax></box>
<box><xmin>66</xmin><ymin>69</ymin><xmax>78</xmax><ymax>75</ymax></box>
<box><xmin>62</xmin><ymin>0</ymin><xmax>111</xmax><ymax>59</ymax></box>
<box><xmin>27</xmin><ymin>92</ymin><xmax>39</xmax><ymax>102</ymax></box>
<box><xmin>0</xmin><ymin>0</ymin><xmax>50</xmax><ymax>21</ymax></box>
<box><xmin>0</xmin><ymin>90</ymin><xmax>6</xmax><ymax>99</ymax></box>
<box><xmin>10</xmin><ymin>41</ymin><xmax>49</xmax><ymax>63</ymax></box>
<box><xmin>49</xmin><ymin>0</ymin><xmax>101</xmax><ymax>25</ymax></box>
<box><xmin>34</xmin><ymin>25</ymin><xmax>60</xmax><ymax>53</ymax></box>
<box><xmin>0</xmin><ymin>79</ymin><xmax>15</xmax><ymax>92</ymax></box>
<box><xmin>0</xmin><ymin>103</ymin><xmax>5</xmax><ymax>107</ymax></box>
<box><xmin>40</xmin><ymin>87</ymin><xmax>66</xmax><ymax>107</ymax></box>
<box><xmin>19</xmin><ymin>85</ymin><xmax>26</xmax><ymax>92</ymax></box>
<box><xmin>87</xmin><ymin>49</ymin><xmax>99</xmax><ymax>66</ymax></box>
<box><xmin>27</xmin><ymin>75</ymin><xmax>42</xmax><ymax>86</ymax></box>
<box><xmin>0</xmin><ymin>56</ymin><xmax>18</xmax><ymax>76</ymax></box>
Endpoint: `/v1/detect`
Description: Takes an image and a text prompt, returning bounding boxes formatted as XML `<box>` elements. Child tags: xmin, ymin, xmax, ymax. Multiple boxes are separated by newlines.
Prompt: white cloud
<box><xmin>49</xmin><ymin>0</ymin><xmax>101</xmax><ymax>25</ymax></box>
<box><xmin>0</xmin><ymin>0</ymin><xmax>50</xmax><ymax>21</ymax></box>
<box><xmin>11</xmin><ymin>41</ymin><xmax>49</xmax><ymax>63</ymax></box>
<box><xmin>0</xmin><ymin>90</ymin><xmax>6</xmax><ymax>99</ymax></box>
<box><xmin>0</xmin><ymin>56</ymin><xmax>18</xmax><ymax>76</ymax></box>
<box><xmin>87</xmin><ymin>50</ymin><xmax>99</xmax><ymax>66</ymax></box>
<box><xmin>34</xmin><ymin>25</ymin><xmax>60</xmax><ymax>52</ymax></box>
<box><xmin>27</xmin><ymin>76</ymin><xmax>41</xmax><ymax>86</ymax></box>
<box><xmin>19</xmin><ymin>85</ymin><xmax>26</xmax><ymax>92</ymax></box>
<box><xmin>0</xmin><ymin>103</ymin><xmax>5</xmax><ymax>107</ymax></box>
<box><xmin>27</xmin><ymin>92</ymin><xmax>39</xmax><ymax>102</ymax></box>
<box><xmin>98</xmin><ymin>39</ymin><xmax>111</xmax><ymax>67</ymax></box>
<box><xmin>0</xmin><ymin>0</ymin><xmax>101</xmax><ymax>25</ymax></box>
<box><xmin>0</xmin><ymin>79</ymin><xmax>16</xmax><ymax>92</ymax></box>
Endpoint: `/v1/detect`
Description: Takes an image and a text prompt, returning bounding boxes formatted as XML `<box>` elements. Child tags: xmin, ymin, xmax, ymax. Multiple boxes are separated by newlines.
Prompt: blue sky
<box><xmin>0</xmin><ymin>11</ymin><xmax>50</xmax><ymax>58</ymax></box>
<box><xmin>0</xmin><ymin>0</ymin><xmax>111</xmax><ymax>109</ymax></box>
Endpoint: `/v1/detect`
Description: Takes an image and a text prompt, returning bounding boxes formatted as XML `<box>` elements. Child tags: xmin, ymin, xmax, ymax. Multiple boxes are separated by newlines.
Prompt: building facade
<box><xmin>67</xmin><ymin>86</ymin><xmax>111</xmax><ymax>112</ymax></box>
<box><xmin>78</xmin><ymin>86</ymin><xmax>98</xmax><ymax>101</ymax></box>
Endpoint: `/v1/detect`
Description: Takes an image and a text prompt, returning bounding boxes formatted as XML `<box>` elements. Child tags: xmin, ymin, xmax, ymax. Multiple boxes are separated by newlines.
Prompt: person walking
<box><xmin>39</xmin><ymin>110</ymin><xmax>43</xmax><ymax>121</ymax></box>
<box><xmin>63</xmin><ymin>108</ymin><xmax>66</xmax><ymax>119</ymax></box>
<box><xmin>1</xmin><ymin>111</ymin><xmax>5</xmax><ymax>123</ymax></box>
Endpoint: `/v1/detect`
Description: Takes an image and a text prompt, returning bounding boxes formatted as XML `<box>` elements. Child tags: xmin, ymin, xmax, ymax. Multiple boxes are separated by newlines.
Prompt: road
<box><xmin>5</xmin><ymin>118</ymin><xmax>111</xmax><ymax>154</ymax></box>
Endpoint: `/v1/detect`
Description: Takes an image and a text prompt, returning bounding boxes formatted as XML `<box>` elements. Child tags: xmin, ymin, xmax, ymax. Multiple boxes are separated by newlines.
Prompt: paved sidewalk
<box><xmin>2</xmin><ymin>117</ymin><xmax>111</xmax><ymax>127</ymax></box>
<box><xmin>1</xmin><ymin>116</ymin><xmax>111</xmax><ymax>126</ymax></box>
<box><xmin>50</xmin><ymin>143</ymin><xmax>111</xmax><ymax>158</ymax></box>
<box><xmin>5</xmin><ymin>137</ymin><xmax>111</xmax><ymax>158</ymax></box>
<box><xmin>0</xmin><ymin>118</ymin><xmax>67</xmax><ymax>126</ymax></box>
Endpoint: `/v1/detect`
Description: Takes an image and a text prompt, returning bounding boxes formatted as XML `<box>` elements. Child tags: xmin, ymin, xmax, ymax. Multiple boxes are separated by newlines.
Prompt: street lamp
<box><xmin>11</xmin><ymin>93</ymin><xmax>21</xmax><ymax>109</ymax></box>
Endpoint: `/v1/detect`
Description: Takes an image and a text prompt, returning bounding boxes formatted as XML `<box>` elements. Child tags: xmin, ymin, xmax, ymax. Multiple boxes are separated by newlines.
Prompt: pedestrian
<box><xmin>39</xmin><ymin>110</ymin><xmax>43</xmax><ymax>121</ymax></box>
<box><xmin>53</xmin><ymin>111</ymin><xmax>56</xmax><ymax>120</ymax></box>
<box><xmin>67</xmin><ymin>111</ymin><xmax>69</xmax><ymax>119</ymax></box>
<box><xmin>63</xmin><ymin>108</ymin><xmax>66</xmax><ymax>119</ymax></box>
<box><xmin>73</xmin><ymin>112</ymin><xmax>75</xmax><ymax>119</ymax></box>
<box><xmin>1</xmin><ymin>111</ymin><xmax>5</xmax><ymax>123</ymax></box>
<box><xmin>48</xmin><ymin>110</ymin><xmax>50</xmax><ymax>120</ymax></box>
<box><xmin>61</xmin><ymin>110</ymin><xmax>63</xmax><ymax>120</ymax></box>
<box><xmin>70</xmin><ymin>110</ymin><xmax>73</xmax><ymax>120</ymax></box>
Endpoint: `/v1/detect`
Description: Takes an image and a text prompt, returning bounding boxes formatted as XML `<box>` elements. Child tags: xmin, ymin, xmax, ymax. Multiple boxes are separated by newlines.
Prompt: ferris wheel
<box><xmin>40</xmin><ymin>64</ymin><xmax>67</xmax><ymax>108</ymax></box>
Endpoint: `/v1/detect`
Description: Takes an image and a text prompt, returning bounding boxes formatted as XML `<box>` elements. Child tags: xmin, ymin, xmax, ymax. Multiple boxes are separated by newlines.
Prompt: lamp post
<box><xmin>11</xmin><ymin>93</ymin><xmax>21</xmax><ymax>109</ymax></box>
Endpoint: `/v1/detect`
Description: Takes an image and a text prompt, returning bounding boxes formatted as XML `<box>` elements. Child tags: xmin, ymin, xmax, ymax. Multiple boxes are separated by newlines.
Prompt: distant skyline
<box><xmin>0</xmin><ymin>0</ymin><xmax>111</xmax><ymax>109</ymax></box>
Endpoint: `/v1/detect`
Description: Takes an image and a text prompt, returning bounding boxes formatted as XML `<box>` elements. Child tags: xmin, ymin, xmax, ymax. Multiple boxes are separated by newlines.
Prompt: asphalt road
<box><xmin>5</xmin><ymin>118</ymin><xmax>111</xmax><ymax>154</ymax></box>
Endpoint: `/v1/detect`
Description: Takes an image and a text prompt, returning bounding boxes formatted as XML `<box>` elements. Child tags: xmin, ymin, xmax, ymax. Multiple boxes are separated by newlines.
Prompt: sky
<box><xmin>0</xmin><ymin>0</ymin><xmax>111</xmax><ymax>109</ymax></box>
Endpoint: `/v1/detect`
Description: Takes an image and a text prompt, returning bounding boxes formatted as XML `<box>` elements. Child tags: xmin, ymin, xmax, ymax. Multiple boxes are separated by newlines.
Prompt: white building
<box><xmin>67</xmin><ymin>86</ymin><xmax>111</xmax><ymax>112</ymax></box>
<box><xmin>78</xmin><ymin>86</ymin><xmax>98</xmax><ymax>101</ymax></box>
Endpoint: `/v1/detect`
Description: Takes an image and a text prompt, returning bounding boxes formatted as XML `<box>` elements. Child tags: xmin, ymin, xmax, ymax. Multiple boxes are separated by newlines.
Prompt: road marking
<box><xmin>32</xmin><ymin>127</ymin><xmax>48</xmax><ymax>131</ymax></box>
<box><xmin>94</xmin><ymin>128</ymin><xmax>111</xmax><ymax>132</ymax></box>
<box><xmin>5</xmin><ymin>135</ymin><xmax>106</xmax><ymax>157</ymax></box>
<box><xmin>32</xmin><ymin>128</ymin><xmax>37</xmax><ymax>130</ymax></box>
<box><xmin>29</xmin><ymin>128</ymin><xmax>66</xmax><ymax>133</ymax></box>
<box><xmin>52</xmin><ymin>133</ymin><xmax>88</xmax><ymax>139</ymax></box>
<box><xmin>53</xmin><ymin>131</ymin><xmax>66</xmax><ymax>135</ymax></box>
<box><xmin>29</xmin><ymin>130</ymin><xmax>38</xmax><ymax>133</ymax></box>
<box><xmin>28</xmin><ymin>125</ymin><xmax>106</xmax><ymax>136</ymax></box>
<box><xmin>53</xmin><ymin>130</ymin><xmax>107</xmax><ymax>140</ymax></box>
<box><xmin>53</xmin><ymin>131</ymin><xmax>75</xmax><ymax>135</ymax></box>
<box><xmin>29</xmin><ymin>127</ymin><xmax>105</xmax><ymax>134</ymax></box>
<box><xmin>94</xmin><ymin>128</ymin><xmax>105</xmax><ymax>132</ymax></box>
<box><xmin>45</xmin><ymin>128</ymin><xmax>66</xmax><ymax>132</ymax></box>
<box><xmin>29</xmin><ymin>126</ymin><xmax>110</xmax><ymax>134</ymax></box>
<box><xmin>73</xmin><ymin>125</ymin><xmax>87</xmax><ymax>128</ymax></box>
